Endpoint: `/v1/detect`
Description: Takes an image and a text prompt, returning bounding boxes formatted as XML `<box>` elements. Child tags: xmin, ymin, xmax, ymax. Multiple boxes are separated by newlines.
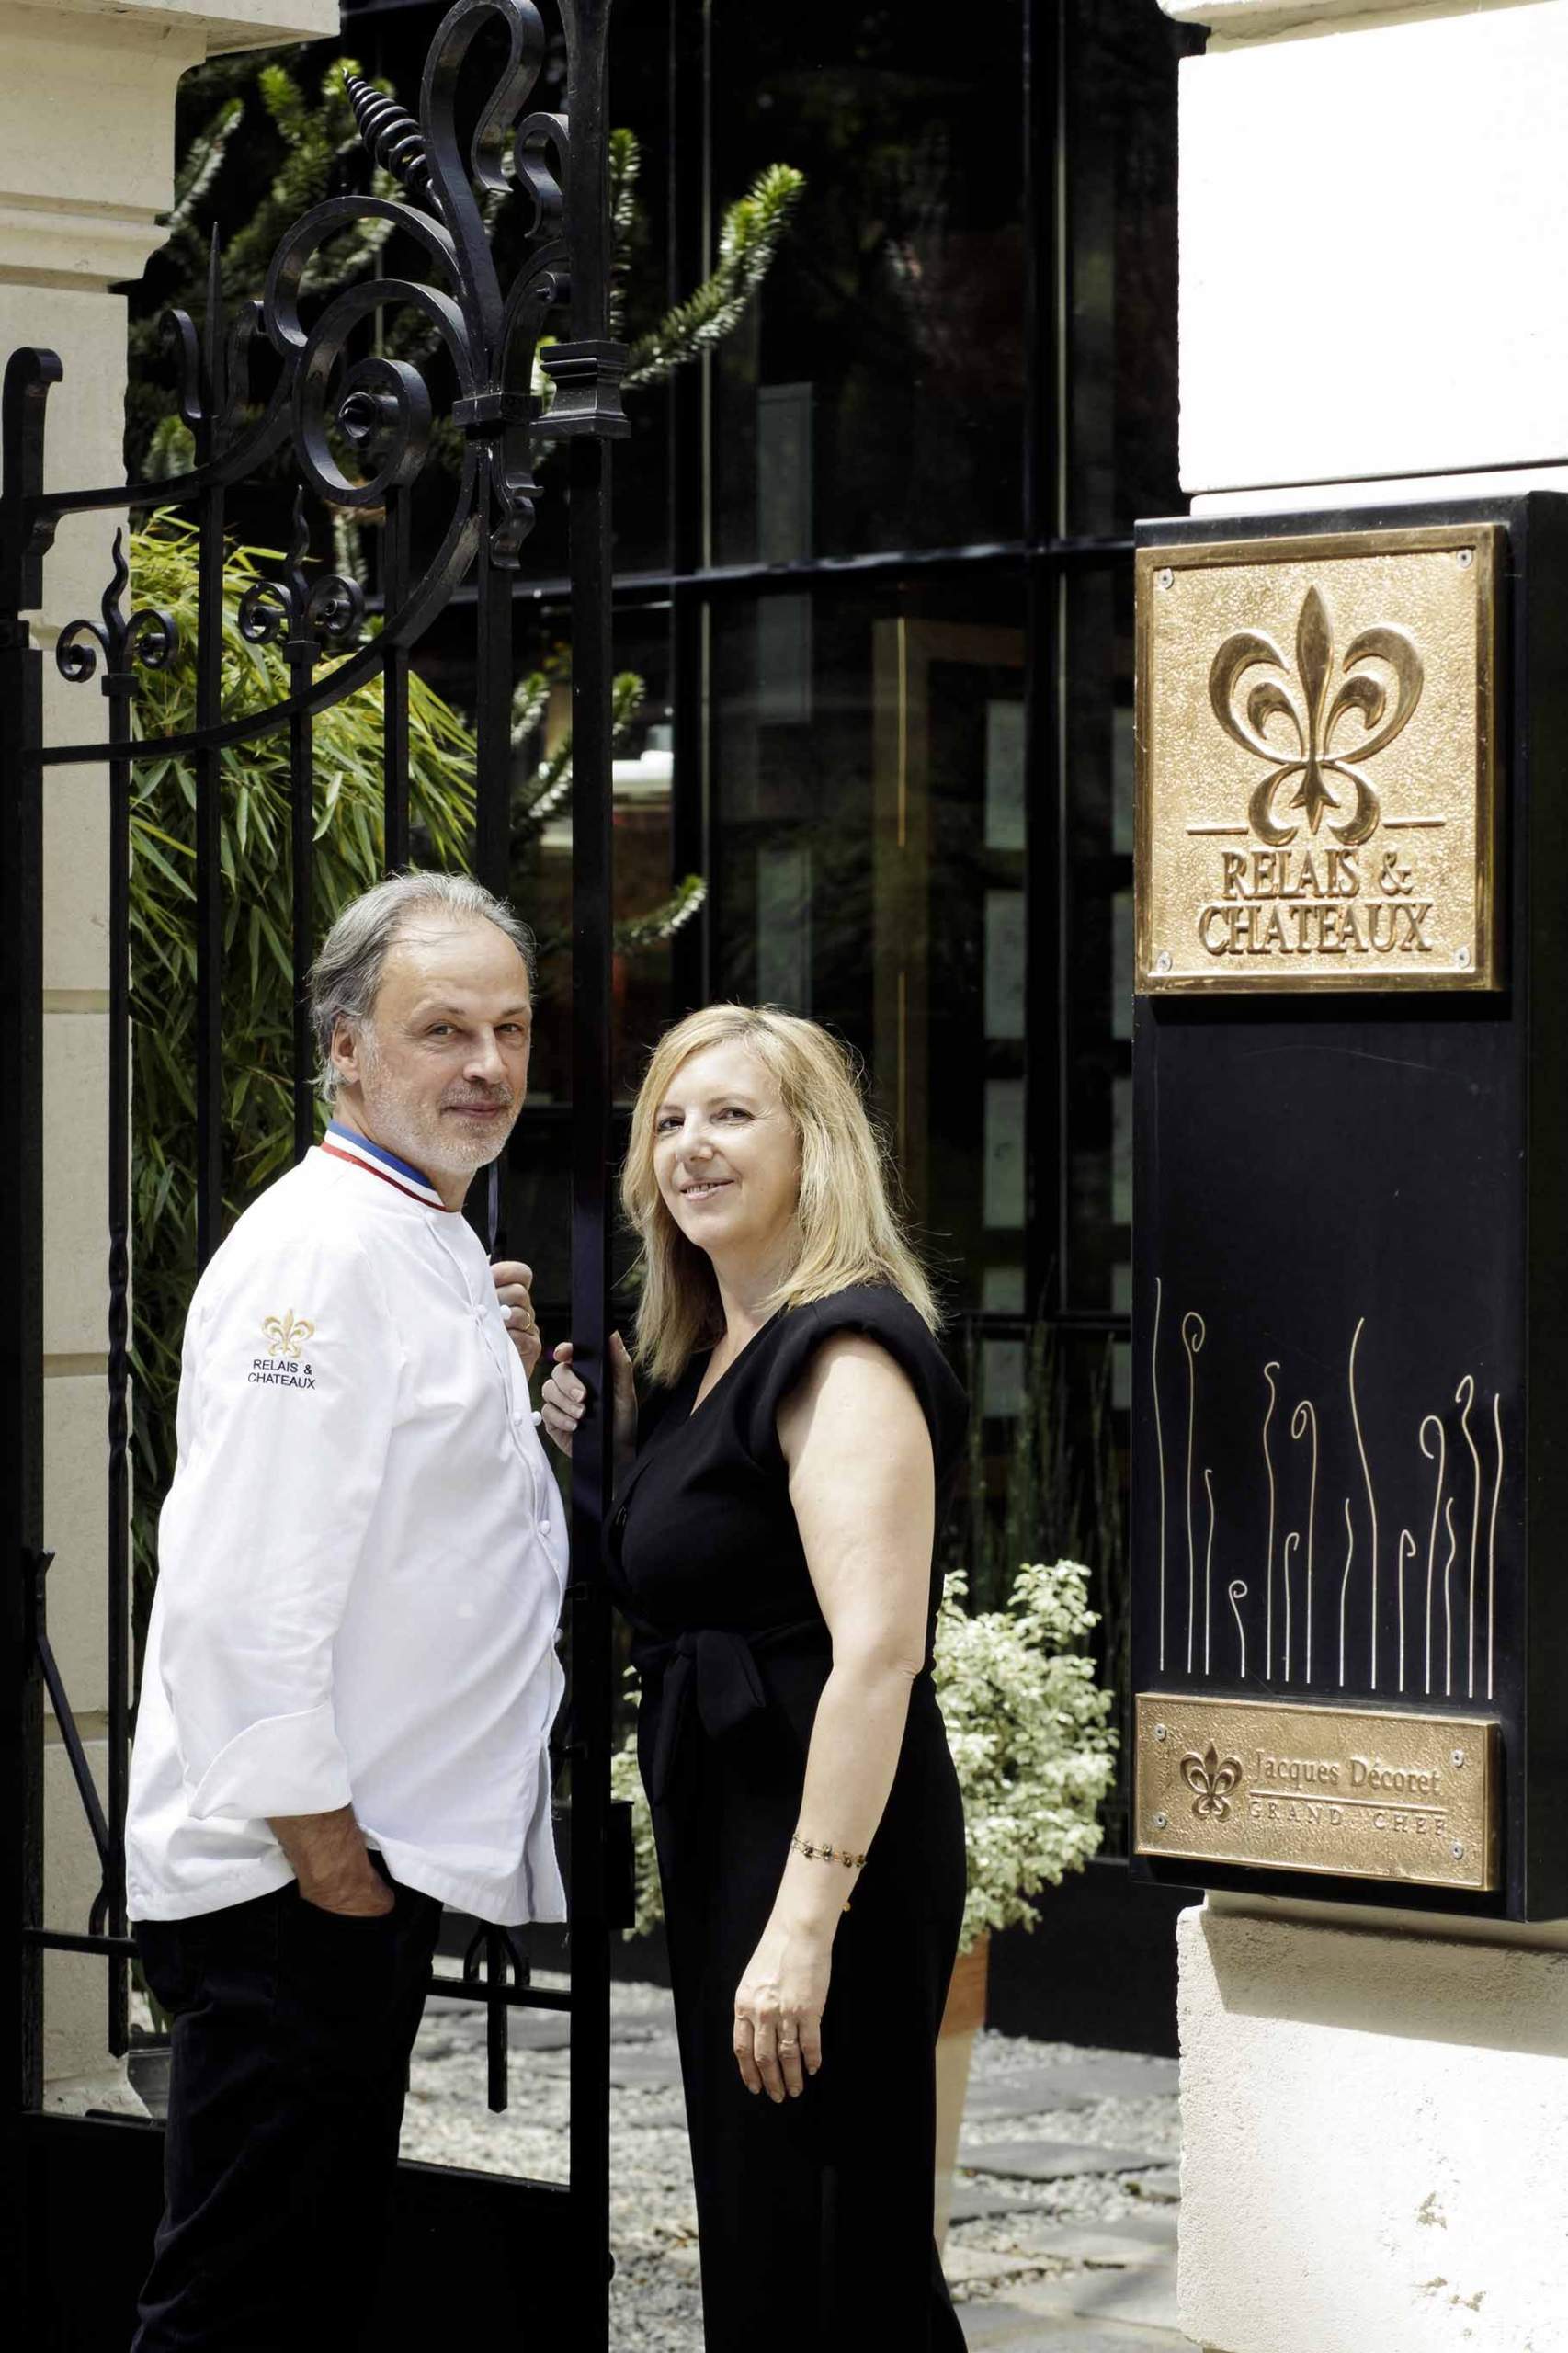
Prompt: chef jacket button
<box><xmin>539</xmin><ymin>1518</ymin><xmax>551</xmax><ymax>1537</ymax></box>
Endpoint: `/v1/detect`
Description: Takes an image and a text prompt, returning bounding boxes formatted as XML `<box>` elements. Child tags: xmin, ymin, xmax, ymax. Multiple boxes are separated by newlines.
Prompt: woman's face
<box><xmin>652</xmin><ymin>1039</ymin><xmax>801</xmax><ymax>1271</ymax></box>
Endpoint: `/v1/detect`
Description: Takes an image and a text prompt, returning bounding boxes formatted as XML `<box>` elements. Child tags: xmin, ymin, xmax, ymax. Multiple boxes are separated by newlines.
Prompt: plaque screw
<box><xmin>1451</xmin><ymin>1842</ymin><xmax>1465</xmax><ymax>1860</ymax></box>
<box><xmin>1155</xmin><ymin>950</ymin><xmax>1173</xmax><ymax>975</ymax></box>
<box><xmin>1154</xmin><ymin>1723</ymin><xmax>1168</xmax><ymax>1741</ymax></box>
<box><xmin>1154</xmin><ymin>1812</ymin><xmax>1169</xmax><ymax>1830</ymax></box>
<box><xmin>1457</xmin><ymin>548</ymin><xmax>1474</xmax><ymax>570</ymax></box>
<box><xmin>1455</xmin><ymin>947</ymin><xmax>1471</xmax><ymax>969</ymax></box>
<box><xmin>1156</xmin><ymin>567</ymin><xmax>1175</xmax><ymax>591</ymax></box>
<box><xmin>1451</xmin><ymin>1749</ymin><xmax>1466</xmax><ymax>1769</ymax></box>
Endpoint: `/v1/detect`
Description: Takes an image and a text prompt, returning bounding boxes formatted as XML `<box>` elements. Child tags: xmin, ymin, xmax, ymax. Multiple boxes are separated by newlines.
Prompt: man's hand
<box><xmin>492</xmin><ymin>1260</ymin><xmax>540</xmax><ymax>1379</ymax></box>
<box><xmin>269</xmin><ymin>1805</ymin><xmax>393</xmax><ymax>1916</ymax></box>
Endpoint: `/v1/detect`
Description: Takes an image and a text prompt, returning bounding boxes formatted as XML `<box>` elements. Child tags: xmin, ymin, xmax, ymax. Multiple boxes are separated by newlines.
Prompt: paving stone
<box><xmin>612</xmin><ymin>1991</ymin><xmax>676</xmax><ymax>2038</ymax></box>
<box><xmin>1123</xmin><ymin>2172</ymin><xmax>1181</xmax><ymax>2206</ymax></box>
<box><xmin>962</xmin><ymin>2141</ymin><xmax>1165</xmax><ymax>2183</ymax></box>
<box><xmin>1057</xmin><ymin>2261</ymin><xmax>1179</xmax><ymax>2333</ymax></box>
<box><xmin>962</xmin><ymin>2069</ymin><xmax>1096</xmax><ymax>2120</ymax></box>
<box><xmin>1015</xmin><ymin>2221</ymin><xmax>1176</xmax><ymax>2267</ymax></box>
<box><xmin>1026</xmin><ymin>2055</ymin><xmax>1178</xmax><ymax>2104</ymax></box>
<box><xmin>608</xmin><ymin>2046</ymin><xmax>686</xmax><ymax>2090</ymax></box>
<box><xmin>956</xmin><ymin>2302</ymin><xmax>1183</xmax><ymax>2351</ymax></box>
<box><xmin>943</xmin><ymin>2246</ymin><xmax>1056</xmax><ymax>2290</ymax></box>
<box><xmin>511</xmin><ymin>2009</ymin><xmax>574</xmax><ymax>2050</ymax></box>
<box><xmin>948</xmin><ymin>2182</ymin><xmax>1055</xmax><ymax>2223</ymax></box>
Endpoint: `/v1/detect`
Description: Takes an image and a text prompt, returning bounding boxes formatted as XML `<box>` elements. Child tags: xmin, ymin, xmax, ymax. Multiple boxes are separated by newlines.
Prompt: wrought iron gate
<box><xmin>1</xmin><ymin>0</ymin><xmax>630</xmax><ymax>2337</ymax></box>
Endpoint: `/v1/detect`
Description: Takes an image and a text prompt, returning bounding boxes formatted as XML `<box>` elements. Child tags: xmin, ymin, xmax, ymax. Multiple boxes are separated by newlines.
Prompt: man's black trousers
<box><xmin>131</xmin><ymin>1865</ymin><xmax>443</xmax><ymax>2350</ymax></box>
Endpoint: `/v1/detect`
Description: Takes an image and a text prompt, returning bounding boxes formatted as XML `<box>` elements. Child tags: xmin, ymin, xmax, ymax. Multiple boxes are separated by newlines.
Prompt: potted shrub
<box><xmin>609</xmin><ymin>1556</ymin><xmax>1118</xmax><ymax>2239</ymax></box>
<box><xmin>928</xmin><ymin>1558</ymin><xmax>1118</xmax><ymax>2238</ymax></box>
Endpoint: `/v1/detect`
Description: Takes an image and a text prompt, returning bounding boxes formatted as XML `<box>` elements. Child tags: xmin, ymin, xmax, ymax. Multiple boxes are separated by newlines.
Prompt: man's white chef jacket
<box><xmin>126</xmin><ymin>1121</ymin><xmax>569</xmax><ymax>1926</ymax></box>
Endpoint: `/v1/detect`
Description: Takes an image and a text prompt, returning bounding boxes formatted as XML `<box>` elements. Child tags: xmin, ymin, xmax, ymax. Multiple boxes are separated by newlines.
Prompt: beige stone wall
<box><xmin>1179</xmin><ymin>1904</ymin><xmax>1568</xmax><ymax>2353</ymax></box>
<box><xmin>0</xmin><ymin>0</ymin><xmax>337</xmax><ymax>2102</ymax></box>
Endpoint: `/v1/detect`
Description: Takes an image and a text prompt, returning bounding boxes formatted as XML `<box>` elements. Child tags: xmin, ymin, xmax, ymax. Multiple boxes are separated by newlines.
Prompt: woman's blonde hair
<box><xmin>622</xmin><ymin>1004</ymin><xmax>937</xmax><ymax>1385</ymax></box>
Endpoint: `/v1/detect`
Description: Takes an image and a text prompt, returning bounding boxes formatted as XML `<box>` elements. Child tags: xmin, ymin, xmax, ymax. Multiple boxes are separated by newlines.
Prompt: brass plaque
<box><xmin>1134</xmin><ymin>1693</ymin><xmax>1499</xmax><ymax>1892</ymax></box>
<box><xmin>1136</xmin><ymin>524</ymin><xmax>1501</xmax><ymax>993</ymax></box>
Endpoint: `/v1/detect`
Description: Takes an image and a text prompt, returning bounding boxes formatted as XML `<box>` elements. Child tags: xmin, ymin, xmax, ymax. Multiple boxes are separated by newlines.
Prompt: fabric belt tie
<box><xmin>635</xmin><ymin>1619</ymin><xmax>827</xmax><ymax>1806</ymax></box>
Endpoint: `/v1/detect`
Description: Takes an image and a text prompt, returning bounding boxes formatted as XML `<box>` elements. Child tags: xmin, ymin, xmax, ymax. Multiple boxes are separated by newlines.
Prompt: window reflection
<box><xmin>710</xmin><ymin>0</ymin><xmax>1026</xmax><ymax>563</ymax></box>
<box><xmin>710</xmin><ymin>581</ymin><xmax>1027</xmax><ymax>1304</ymax></box>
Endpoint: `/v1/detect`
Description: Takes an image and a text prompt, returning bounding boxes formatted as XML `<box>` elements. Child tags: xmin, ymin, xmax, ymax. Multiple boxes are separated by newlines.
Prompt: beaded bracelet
<box><xmin>789</xmin><ymin>1832</ymin><xmax>868</xmax><ymax>1870</ymax></box>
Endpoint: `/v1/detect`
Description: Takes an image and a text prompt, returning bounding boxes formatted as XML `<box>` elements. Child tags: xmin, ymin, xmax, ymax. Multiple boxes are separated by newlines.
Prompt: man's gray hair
<box><xmin>308</xmin><ymin>870</ymin><xmax>536</xmax><ymax>1101</ymax></box>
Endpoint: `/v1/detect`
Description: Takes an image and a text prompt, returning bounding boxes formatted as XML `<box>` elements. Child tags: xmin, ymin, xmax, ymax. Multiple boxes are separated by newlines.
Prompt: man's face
<box><xmin>331</xmin><ymin>915</ymin><xmax>533</xmax><ymax>1186</ymax></box>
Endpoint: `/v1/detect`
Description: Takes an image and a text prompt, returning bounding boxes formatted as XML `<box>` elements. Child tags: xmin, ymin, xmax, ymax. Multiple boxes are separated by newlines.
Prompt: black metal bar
<box><xmin>35</xmin><ymin>1629</ymin><xmax>111</xmax><ymax>1875</ymax></box>
<box><xmin>472</xmin><ymin>453</ymin><xmax>518</xmax><ymax>1271</ymax></box>
<box><xmin>20</xmin><ymin>1927</ymin><xmax>577</xmax><ymax>2015</ymax></box>
<box><xmin>105</xmin><ymin>609</ymin><xmax>132</xmax><ymax>2057</ymax></box>
<box><xmin>561</xmin><ymin>0</ymin><xmax>619</xmax><ymax>2317</ymax></box>
<box><xmin>23</xmin><ymin>1928</ymin><xmax>138</xmax><ymax>1961</ymax></box>
<box><xmin>472</xmin><ymin>464</ymin><xmax>515</xmax><ymax>902</ymax></box>
<box><xmin>666</xmin><ymin>0</ymin><xmax>710</xmax><ymax>1016</ymax></box>
<box><xmin>382</xmin><ymin>484</ymin><xmax>412</xmax><ymax>871</ymax></box>
<box><xmin>194</xmin><ymin>483</ymin><xmax>224</xmax><ymax>1271</ymax></box>
<box><xmin>1023</xmin><ymin>0</ymin><xmax>1068</xmax><ymax>1317</ymax></box>
<box><xmin>289</xmin><ymin>597</ymin><xmax>317</xmax><ymax>1164</ymax></box>
<box><xmin>484</xmin><ymin>1927</ymin><xmax>509</xmax><ymax>2111</ymax></box>
<box><xmin>0</xmin><ymin>350</ymin><xmax>56</xmax><ymax>2155</ymax></box>
<box><xmin>429</xmin><ymin>531</ymin><xmax>1136</xmax><ymax>617</ymax></box>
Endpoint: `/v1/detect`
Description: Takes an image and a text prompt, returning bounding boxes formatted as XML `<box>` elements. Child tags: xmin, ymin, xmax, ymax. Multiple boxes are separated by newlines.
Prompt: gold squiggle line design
<box><xmin>1419</xmin><ymin>1414</ymin><xmax>1446</xmax><ymax>1699</ymax></box>
<box><xmin>1182</xmin><ymin>1313</ymin><xmax>1206</xmax><ymax>1677</ymax></box>
<box><xmin>1262</xmin><ymin>1363</ymin><xmax>1279</xmax><ymax>1682</ymax></box>
<box><xmin>1397</xmin><ymin>1528</ymin><xmax>1415</xmax><ymax>1695</ymax></box>
<box><xmin>1153</xmin><ymin>1279</ymin><xmax>1167</xmax><ymax>1673</ymax></box>
<box><xmin>1228</xmin><ymin>1580</ymin><xmax>1248</xmax><ymax>1680</ymax></box>
<box><xmin>1203</xmin><ymin>1468</ymin><xmax>1217</xmax><ymax>1674</ymax></box>
<box><xmin>1291</xmin><ymin>1401</ymin><xmax>1318</xmax><ymax>1684</ymax></box>
<box><xmin>1338</xmin><ymin>1496</ymin><xmax>1355</xmax><ymax>1691</ymax></box>
<box><xmin>1488</xmin><ymin>1393</ymin><xmax>1504</xmax><ymax>1704</ymax></box>
<box><xmin>1442</xmin><ymin>1494</ymin><xmax>1458</xmax><ymax>1698</ymax></box>
<box><xmin>1348</xmin><ymin>1317</ymin><xmax>1378</xmax><ymax>1692</ymax></box>
<box><xmin>1282</xmin><ymin>1530</ymin><xmax>1300</xmax><ymax>1683</ymax></box>
<box><xmin>1457</xmin><ymin>1375</ymin><xmax>1480</xmax><ymax>1700</ymax></box>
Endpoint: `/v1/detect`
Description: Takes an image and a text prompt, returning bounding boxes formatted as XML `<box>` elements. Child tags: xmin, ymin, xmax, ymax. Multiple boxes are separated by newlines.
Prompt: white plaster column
<box><xmin>0</xmin><ymin>0</ymin><xmax>337</xmax><ymax>2107</ymax></box>
<box><xmin>1155</xmin><ymin>5</ymin><xmax>1568</xmax><ymax>2347</ymax></box>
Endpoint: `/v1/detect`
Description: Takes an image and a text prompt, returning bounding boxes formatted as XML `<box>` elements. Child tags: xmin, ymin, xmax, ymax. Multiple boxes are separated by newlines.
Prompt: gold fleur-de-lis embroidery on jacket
<box><xmin>1180</xmin><ymin>1744</ymin><xmax>1244</xmax><ymax>1822</ymax></box>
<box><xmin>262</xmin><ymin>1309</ymin><xmax>315</xmax><ymax>1360</ymax></box>
<box><xmin>1209</xmin><ymin>585</ymin><xmax>1424</xmax><ymax>848</ymax></box>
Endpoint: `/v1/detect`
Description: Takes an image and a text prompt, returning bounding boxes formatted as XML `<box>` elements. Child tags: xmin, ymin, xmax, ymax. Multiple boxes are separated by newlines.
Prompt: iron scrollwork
<box><xmin>54</xmin><ymin>529</ymin><xmax>176</xmax><ymax>698</ymax></box>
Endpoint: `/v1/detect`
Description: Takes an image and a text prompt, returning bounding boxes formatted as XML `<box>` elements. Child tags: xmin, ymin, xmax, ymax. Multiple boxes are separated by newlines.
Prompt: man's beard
<box><xmin>358</xmin><ymin>1045</ymin><xmax>517</xmax><ymax>1180</ymax></box>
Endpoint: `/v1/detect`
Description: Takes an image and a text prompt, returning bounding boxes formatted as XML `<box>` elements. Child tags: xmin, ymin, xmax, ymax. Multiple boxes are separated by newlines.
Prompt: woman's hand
<box><xmin>733</xmin><ymin>1915</ymin><xmax>832</xmax><ymax>2102</ymax></box>
<box><xmin>540</xmin><ymin>1331</ymin><xmax>637</xmax><ymax>1470</ymax></box>
<box><xmin>491</xmin><ymin>1260</ymin><xmax>540</xmax><ymax>1379</ymax></box>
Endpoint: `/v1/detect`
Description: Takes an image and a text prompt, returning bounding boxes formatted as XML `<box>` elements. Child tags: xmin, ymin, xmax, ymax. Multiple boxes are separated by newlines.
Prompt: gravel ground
<box><xmin>395</xmin><ymin>1980</ymin><xmax>1182</xmax><ymax>2348</ymax></box>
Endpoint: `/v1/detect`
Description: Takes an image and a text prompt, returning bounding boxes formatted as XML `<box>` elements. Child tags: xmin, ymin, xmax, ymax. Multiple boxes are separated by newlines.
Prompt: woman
<box><xmin>541</xmin><ymin>1005</ymin><xmax>969</xmax><ymax>2349</ymax></box>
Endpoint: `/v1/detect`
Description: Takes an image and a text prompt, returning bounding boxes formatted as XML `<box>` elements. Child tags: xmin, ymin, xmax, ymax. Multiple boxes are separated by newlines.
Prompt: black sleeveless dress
<box><xmin>607</xmin><ymin>1284</ymin><xmax>970</xmax><ymax>2351</ymax></box>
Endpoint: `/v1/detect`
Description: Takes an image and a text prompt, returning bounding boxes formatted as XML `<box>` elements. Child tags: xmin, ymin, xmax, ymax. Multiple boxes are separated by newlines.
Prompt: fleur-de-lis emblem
<box><xmin>262</xmin><ymin>1309</ymin><xmax>315</xmax><ymax>1360</ymax></box>
<box><xmin>1209</xmin><ymin>586</ymin><xmax>1423</xmax><ymax>848</ymax></box>
<box><xmin>1181</xmin><ymin>1745</ymin><xmax>1244</xmax><ymax>1821</ymax></box>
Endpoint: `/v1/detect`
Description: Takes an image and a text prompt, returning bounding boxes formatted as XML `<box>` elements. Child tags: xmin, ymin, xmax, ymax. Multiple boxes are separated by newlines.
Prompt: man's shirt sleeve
<box><xmin>154</xmin><ymin>1227</ymin><xmax>405</xmax><ymax>1824</ymax></box>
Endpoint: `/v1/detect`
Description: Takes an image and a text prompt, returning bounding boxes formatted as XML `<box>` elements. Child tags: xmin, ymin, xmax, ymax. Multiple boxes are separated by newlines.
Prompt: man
<box><xmin>125</xmin><ymin>870</ymin><xmax>566</xmax><ymax>2349</ymax></box>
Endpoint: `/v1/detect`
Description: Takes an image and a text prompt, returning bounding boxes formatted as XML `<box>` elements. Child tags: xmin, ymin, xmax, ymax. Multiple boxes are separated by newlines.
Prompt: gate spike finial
<box><xmin>344</xmin><ymin>71</ymin><xmax>433</xmax><ymax>204</ymax></box>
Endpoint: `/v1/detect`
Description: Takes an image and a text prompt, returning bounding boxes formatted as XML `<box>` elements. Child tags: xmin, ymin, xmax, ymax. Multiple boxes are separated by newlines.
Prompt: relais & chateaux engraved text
<box><xmin>1135</xmin><ymin>526</ymin><xmax>1501</xmax><ymax>994</ymax></box>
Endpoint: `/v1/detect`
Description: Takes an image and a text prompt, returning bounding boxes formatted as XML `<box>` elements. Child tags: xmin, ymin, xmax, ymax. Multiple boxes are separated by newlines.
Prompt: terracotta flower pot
<box><xmin>934</xmin><ymin>1932</ymin><xmax>989</xmax><ymax>2248</ymax></box>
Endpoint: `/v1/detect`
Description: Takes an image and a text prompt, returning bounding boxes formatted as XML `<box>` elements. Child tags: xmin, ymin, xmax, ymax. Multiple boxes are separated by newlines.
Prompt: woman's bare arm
<box><xmin>732</xmin><ymin>1332</ymin><xmax>934</xmax><ymax>2102</ymax></box>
